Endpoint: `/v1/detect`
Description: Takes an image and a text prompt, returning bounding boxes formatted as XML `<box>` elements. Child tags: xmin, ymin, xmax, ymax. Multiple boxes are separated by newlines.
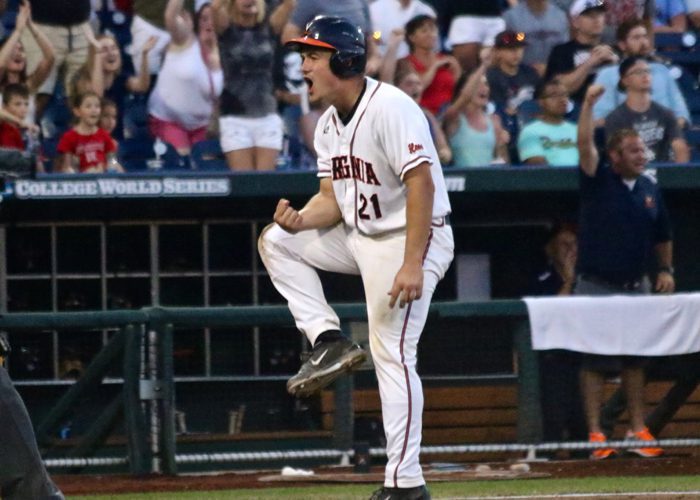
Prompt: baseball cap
<box><xmin>569</xmin><ymin>0</ymin><xmax>606</xmax><ymax>17</ymax></box>
<box><xmin>617</xmin><ymin>55</ymin><xmax>647</xmax><ymax>92</ymax></box>
<box><xmin>494</xmin><ymin>31</ymin><xmax>527</xmax><ymax>49</ymax></box>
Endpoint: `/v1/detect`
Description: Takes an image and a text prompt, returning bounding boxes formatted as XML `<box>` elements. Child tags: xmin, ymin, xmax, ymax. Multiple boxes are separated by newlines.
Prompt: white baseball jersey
<box><xmin>315</xmin><ymin>77</ymin><xmax>451</xmax><ymax>235</ymax></box>
<box><xmin>260</xmin><ymin>77</ymin><xmax>455</xmax><ymax>491</ymax></box>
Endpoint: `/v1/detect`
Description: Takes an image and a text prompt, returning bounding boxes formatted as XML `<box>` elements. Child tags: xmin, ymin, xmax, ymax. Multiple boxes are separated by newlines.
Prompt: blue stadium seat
<box><xmin>674</xmin><ymin>66</ymin><xmax>698</xmax><ymax>95</ymax></box>
<box><xmin>687</xmin><ymin>94</ymin><xmax>700</xmax><ymax>115</ymax></box>
<box><xmin>100</xmin><ymin>10</ymin><xmax>133</xmax><ymax>49</ymax></box>
<box><xmin>40</xmin><ymin>137</ymin><xmax>60</xmax><ymax>172</ymax></box>
<box><xmin>1</xmin><ymin>8</ymin><xmax>17</xmax><ymax>33</ymax></box>
<box><xmin>654</xmin><ymin>33</ymin><xmax>686</xmax><ymax>52</ymax></box>
<box><xmin>122</xmin><ymin>97</ymin><xmax>150</xmax><ymax>140</ymax></box>
<box><xmin>118</xmin><ymin>138</ymin><xmax>190</xmax><ymax>171</ymax></box>
<box><xmin>669</xmin><ymin>67</ymin><xmax>700</xmax><ymax>124</ymax></box>
<box><xmin>517</xmin><ymin>99</ymin><xmax>542</xmax><ymax>126</ymax></box>
<box><xmin>40</xmin><ymin>97</ymin><xmax>72</xmax><ymax>140</ymax></box>
<box><xmin>191</xmin><ymin>139</ymin><xmax>227</xmax><ymax>171</ymax></box>
<box><xmin>658</xmin><ymin>51</ymin><xmax>700</xmax><ymax>69</ymax></box>
<box><xmin>685</xmin><ymin>128</ymin><xmax>700</xmax><ymax>162</ymax></box>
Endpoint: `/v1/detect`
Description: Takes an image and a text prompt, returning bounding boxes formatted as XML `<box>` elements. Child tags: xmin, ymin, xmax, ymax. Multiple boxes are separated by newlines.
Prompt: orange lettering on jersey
<box><xmin>408</xmin><ymin>143</ymin><xmax>424</xmax><ymax>154</ymax></box>
<box><xmin>331</xmin><ymin>155</ymin><xmax>381</xmax><ymax>186</ymax></box>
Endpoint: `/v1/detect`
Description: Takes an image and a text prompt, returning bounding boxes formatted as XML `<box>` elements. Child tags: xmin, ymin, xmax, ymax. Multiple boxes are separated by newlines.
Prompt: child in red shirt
<box><xmin>57</xmin><ymin>92</ymin><xmax>123</xmax><ymax>173</ymax></box>
<box><xmin>0</xmin><ymin>83</ymin><xmax>33</xmax><ymax>151</ymax></box>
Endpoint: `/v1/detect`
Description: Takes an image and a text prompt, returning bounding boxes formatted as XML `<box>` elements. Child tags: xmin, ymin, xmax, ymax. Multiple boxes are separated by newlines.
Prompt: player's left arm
<box><xmin>388</xmin><ymin>162</ymin><xmax>434</xmax><ymax>308</ymax></box>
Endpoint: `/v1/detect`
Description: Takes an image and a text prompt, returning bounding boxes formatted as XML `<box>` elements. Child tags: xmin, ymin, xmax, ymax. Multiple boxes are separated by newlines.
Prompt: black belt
<box><xmin>432</xmin><ymin>215</ymin><xmax>450</xmax><ymax>227</ymax></box>
<box><xmin>579</xmin><ymin>274</ymin><xmax>643</xmax><ymax>291</ymax></box>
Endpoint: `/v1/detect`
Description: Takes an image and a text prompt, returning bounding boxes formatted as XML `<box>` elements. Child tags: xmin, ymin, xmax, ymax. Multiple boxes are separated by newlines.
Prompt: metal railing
<box><xmin>1</xmin><ymin>301</ymin><xmax>534</xmax><ymax>474</ymax></box>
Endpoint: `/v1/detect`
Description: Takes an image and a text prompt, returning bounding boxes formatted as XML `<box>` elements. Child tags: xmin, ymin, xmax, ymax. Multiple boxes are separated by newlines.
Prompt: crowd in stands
<box><xmin>1</xmin><ymin>0</ymin><xmax>700</xmax><ymax>173</ymax></box>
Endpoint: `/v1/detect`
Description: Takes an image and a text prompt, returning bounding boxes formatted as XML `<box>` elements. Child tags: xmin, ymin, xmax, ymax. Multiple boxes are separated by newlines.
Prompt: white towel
<box><xmin>524</xmin><ymin>293</ymin><xmax>700</xmax><ymax>355</ymax></box>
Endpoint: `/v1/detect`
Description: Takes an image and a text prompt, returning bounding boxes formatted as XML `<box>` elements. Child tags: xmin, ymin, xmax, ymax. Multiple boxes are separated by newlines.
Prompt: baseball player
<box><xmin>258</xmin><ymin>16</ymin><xmax>453</xmax><ymax>500</ymax></box>
<box><xmin>0</xmin><ymin>333</ymin><xmax>65</xmax><ymax>500</ymax></box>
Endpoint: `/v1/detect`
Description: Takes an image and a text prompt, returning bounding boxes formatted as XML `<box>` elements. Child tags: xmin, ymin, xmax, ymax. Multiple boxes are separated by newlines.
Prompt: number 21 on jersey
<box><xmin>358</xmin><ymin>193</ymin><xmax>382</xmax><ymax>219</ymax></box>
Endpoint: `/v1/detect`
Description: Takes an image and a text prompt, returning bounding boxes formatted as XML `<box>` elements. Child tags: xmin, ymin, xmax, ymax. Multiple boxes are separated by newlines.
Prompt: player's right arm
<box><xmin>578</xmin><ymin>84</ymin><xmax>604</xmax><ymax>177</ymax></box>
<box><xmin>273</xmin><ymin>178</ymin><xmax>342</xmax><ymax>233</ymax></box>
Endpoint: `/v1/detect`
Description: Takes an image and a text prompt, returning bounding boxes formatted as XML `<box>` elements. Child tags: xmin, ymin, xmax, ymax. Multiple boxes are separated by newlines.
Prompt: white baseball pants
<box><xmin>259</xmin><ymin>221</ymin><xmax>454</xmax><ymax>488</ymax></box>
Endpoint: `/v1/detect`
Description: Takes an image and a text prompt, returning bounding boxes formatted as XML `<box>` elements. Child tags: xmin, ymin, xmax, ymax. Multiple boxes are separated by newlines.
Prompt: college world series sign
<box><xmin>11</xmin><ymin>176</ymin><xmax>232</xmax><ymax>199</ymax></box>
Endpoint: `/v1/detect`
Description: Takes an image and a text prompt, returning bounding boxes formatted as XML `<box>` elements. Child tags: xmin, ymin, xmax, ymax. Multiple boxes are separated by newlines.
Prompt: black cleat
<box><xmin>369</xmin><ymin>484</ymin><xmax>431</xmax><ymax>500</ymax></box>
<box><xmin>287</xmin><ymin>337</ymin><xmax>366</xmax><ymax>398</ymax></box>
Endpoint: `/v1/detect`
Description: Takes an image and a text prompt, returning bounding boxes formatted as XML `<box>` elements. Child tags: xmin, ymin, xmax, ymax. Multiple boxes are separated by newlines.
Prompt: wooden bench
<box><xmin>321</xmin><ymin>381</ymin><xmax>700</xmax><ymax>447</ymax></box>
<box><xmin>321</xmin><ymin>385</ymin><xmax>519</xmax><ymax>446</ymax></box>
<box><xmin>606</xmin><ymin>381</ymin><xmax>700</xmax><ymax>439</ymax></box>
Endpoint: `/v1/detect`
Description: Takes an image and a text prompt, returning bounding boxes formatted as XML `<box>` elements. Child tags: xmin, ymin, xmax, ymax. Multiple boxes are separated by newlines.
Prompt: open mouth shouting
<box><xmin>304</xmin><ymin>76</ymin><xmax>314</xmax><ymax>95</ymax></box>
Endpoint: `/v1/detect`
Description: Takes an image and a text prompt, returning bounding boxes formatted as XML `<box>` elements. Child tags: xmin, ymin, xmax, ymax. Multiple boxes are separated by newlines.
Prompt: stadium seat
<box><xmin>118</xmin><ymin>137</ymin><xmax>190</xmax><ymax>171</ymax></box>
<box><xmin>1</xmin><ymin>8</ymin><xmax>17</xmax><ymax>32</ymax></box>
<box><xmin>122</xmin><ymin>97</ymin><xmax>150</xmax><ymax>140</ymax></box>
<box><xmin>517</xmin><ymin>99</ymin><xmax>542</xmax><ymax>126</ymax></box>
<box><xmin>669</xmin><ymin>67</ymin><xmax>700</xmax><ymax>124</ymax></box>
<box><xmin>658</xmin><ymin>51</ymin><xmax>700</xmax><ymax>69</ymax></box>
<box><xmin>654</xmin><ymin>33</ymin><xmax>687</xmax><ymax>52</ymax></box>
<box><xmin>674</xmin><ymin>66</ymin><xmax>697</xmax><ymax>95</ymax></box>
<box><xmin>40</xmin><ymin>97</ymin><xmax>72</xmax><ymax>140</ymax></box>
<box><xmin>40</xmin><ymin>137</ymin><xmax>60</xmax><ymax>173</ymax></box>
<box><xmin>97</xmin><ymin>4</ymin><xmax>133</xmax><ymax>48</ymax></box>
<box><xmin>687</xmin><ymin>94</ymin><xmax>700</xmax><ymax>117</ymax></box>
<box><xmin>191</xmin><ymin>140</ymin><xmax>227</xmax><ymax>171</ymax></box>
<box><xmin>685</xmin><ymin>128</ymin><xmax>700</xmax><ymax>162</ymax></box>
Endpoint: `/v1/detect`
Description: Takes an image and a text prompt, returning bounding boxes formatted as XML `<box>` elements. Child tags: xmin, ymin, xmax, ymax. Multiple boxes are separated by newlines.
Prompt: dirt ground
<box><xmin>54</xmin><ymin>453</ymin><xmax>700</xmax><ymax>496</ymax></box>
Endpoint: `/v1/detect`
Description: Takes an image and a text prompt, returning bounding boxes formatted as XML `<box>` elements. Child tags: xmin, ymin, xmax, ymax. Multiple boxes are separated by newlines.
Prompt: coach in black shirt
<box><xmin>574</xmin><ymin>82</ymin><xmax>675</xmax><ymax>459</ymax></box>
<box><xmin>545</xmin><ymin>0</ymin><xmax>617</xmax><ymax>107</ymax></box>
<box><xmin>577</xmin><ymin>97</ymin><xmax>674</xmax><ymax>287</ymax></box>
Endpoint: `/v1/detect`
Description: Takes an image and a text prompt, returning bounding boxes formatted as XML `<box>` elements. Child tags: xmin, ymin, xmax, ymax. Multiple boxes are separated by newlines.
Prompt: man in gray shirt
<box><xmin>605</xmin><ymin>57</ymin><xmax>689</xmax><ymax>163</ymax></box>
<box><xmin>503</xmin><ymin>0</ymin><xmax>569</xmax><ymax>75</ymax></box>
<box><xmin>592</xmin><ymin>17</ymin><xmax>689</xmax><ymax>126</ymax></box>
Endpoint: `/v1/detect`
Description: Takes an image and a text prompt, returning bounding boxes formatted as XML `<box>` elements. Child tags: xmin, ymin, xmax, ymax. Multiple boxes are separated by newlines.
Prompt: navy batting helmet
<box><xmin>285</xmin><ymin>16</ymin><xmax>366</xmax><ymax>78</ymax></box>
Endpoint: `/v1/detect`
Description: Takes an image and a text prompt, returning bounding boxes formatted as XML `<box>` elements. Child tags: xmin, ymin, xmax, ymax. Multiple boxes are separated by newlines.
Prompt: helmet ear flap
<box><xmin>329</xmin><ymin>51</ymin><xmax>366</xmax><ymax>78</ymax></box>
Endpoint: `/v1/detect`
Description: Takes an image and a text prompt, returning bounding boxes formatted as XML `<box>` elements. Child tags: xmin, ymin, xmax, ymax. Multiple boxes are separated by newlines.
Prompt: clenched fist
<box><xmin>274</xmin><ymin>198</ymin><xmax>305</xmax><ymax>234</ymax></box>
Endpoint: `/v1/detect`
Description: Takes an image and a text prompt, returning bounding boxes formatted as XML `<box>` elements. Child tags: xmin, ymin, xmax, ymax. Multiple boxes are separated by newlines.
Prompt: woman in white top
<box><xmin>148</xmin><ymin>0</ymin><xmax>223</xmax><ymax>155</ymax></box>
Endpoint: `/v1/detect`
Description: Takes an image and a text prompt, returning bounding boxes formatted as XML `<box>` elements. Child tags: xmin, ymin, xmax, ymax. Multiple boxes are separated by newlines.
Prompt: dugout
<box><xmin>2</xmin><ymin>165</ymin><xmax>700</xmax><ymax>466</ymax></box>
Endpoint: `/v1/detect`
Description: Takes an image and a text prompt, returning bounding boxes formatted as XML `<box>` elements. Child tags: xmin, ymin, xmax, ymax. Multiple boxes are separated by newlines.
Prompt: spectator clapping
<box><xmin>147</xmin><ymin>0</ymin><xmax>222</xmax><ymax>156</ymax></box>
<box><xmin>0</xmin><ymin>0</ymin><xmax>54</xmax><ymax>119</ymax></box>
<box><xmin>212</xmin><ymin>0</ymin><xmax>292</xmax><ymax>170</ymax></box>
<box><xmin>443</xmin><ymin>50</ymin><xmax>510</xmax><ymax>167</ymax></box>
